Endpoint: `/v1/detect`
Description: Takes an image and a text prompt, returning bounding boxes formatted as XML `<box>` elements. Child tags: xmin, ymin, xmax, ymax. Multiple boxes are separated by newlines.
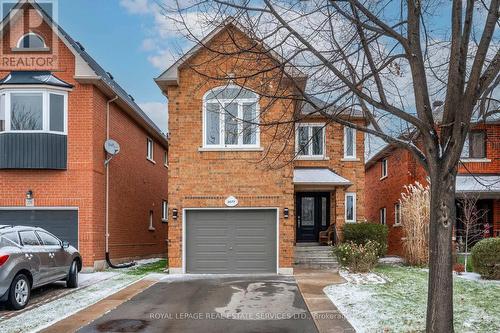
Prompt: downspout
<box><xmin>105</xmin><ymin>95</ymin><xmax>135</xmax><ymax>269</ymax></box>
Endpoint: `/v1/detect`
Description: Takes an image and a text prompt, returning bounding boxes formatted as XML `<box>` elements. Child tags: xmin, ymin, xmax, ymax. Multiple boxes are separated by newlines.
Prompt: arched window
<box><xmin>17</xmin><ymin>33</ymin><xmax>46</xmax><ymax>49</ymax></box>
<box><xmin>203</xmin><ymin>86</ymin><xmax>260</xmax><ymax>148</ymax></box>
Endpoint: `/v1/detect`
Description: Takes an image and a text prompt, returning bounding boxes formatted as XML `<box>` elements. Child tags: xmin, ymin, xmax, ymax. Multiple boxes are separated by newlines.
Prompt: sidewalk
<box><xmin>294</xmin><ymin>268</ymin><xmax>355</xmax><ymax>333</ymax></box>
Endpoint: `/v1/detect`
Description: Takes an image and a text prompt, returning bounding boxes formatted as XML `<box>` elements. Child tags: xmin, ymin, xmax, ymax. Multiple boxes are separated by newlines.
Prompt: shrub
<box><xmin>471</xmin><ymin>238</ymin><xmax>500</xmax><ymax>280</ymax></box>
<box><xmin>333</xmin><ymin>241</ymin><xmax>379</xmax><ymax>273</ymax></box>
<box><xmin>453</xmin><ymin>263</ymin><xmax>465</xmax><ymax>275</ymax></box>
<box><xmin>343</xmin><ymin>223</ymin><xmax>388</xmax><ymax>257</ymax></box>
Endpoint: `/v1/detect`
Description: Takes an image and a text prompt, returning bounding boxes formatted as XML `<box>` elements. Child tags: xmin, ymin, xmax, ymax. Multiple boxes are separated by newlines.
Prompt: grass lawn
<box><xmin>325</xmin><ymin>265</ymin><xmax>500</xmax><ymax>333</ymax></box>
<box><xmin>125</xmin><ymin>259</ymin><xmax>168</xmax><ymax>276</ymax></box>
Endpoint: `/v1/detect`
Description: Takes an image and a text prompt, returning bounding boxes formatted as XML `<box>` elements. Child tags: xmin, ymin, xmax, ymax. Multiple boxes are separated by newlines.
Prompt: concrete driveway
<box><xmin>77</xmin><ymin>275</ymin><xmax>318</xmax><ymax>333</ymax></box>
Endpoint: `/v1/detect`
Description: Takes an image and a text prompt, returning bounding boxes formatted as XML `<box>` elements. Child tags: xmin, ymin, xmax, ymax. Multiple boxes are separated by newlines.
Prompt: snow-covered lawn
<box><xmin>325</xmin><ymin>265</ymin><xmax>500</xmax><ymax>333</ymax></box>
<box><xmin>0</xmin><ymin>258</ymin><xmax>167</xmax><ymax>333</ymax></box>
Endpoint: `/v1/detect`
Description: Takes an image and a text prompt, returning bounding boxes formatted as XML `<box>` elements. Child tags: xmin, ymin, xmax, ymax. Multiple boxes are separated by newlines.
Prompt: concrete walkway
<box><xmin>294</xmin><ymin>268</ymin><xmax>355</xmax><ymax>333</ymax></box>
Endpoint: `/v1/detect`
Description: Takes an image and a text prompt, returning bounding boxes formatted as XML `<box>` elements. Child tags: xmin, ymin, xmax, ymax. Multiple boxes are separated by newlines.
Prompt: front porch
<box><xmin>293</xmin><ymin>168</ymin><xmax>354</xmax><ymax>269</ymax></box>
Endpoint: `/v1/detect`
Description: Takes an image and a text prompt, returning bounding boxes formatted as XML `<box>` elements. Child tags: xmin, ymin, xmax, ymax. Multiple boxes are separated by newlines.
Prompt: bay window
<box><xmin>0</xmin><ymin>89</ymin><xmax>67</xmax><ymax>134</ymax></box>
<box><xmin>296</xmin><ymin>123</ymin><xmax>325</xmax><ymax>158</ymax></box>
<box><xmin>203</xmin><ymin>86</ymin><xmax>259</xmax><ymax>148</ymax></box>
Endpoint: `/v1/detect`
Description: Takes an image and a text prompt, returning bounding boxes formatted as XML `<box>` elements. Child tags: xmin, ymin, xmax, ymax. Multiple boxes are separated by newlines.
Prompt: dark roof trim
<box><xmin>0</xmin><ymin>71</ymin><xmax>73</xmax><ymax>88</ymax></box>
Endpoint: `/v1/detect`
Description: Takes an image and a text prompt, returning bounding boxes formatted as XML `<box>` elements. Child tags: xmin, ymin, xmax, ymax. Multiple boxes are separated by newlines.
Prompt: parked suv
<box><xmin>0</xmin><ymin>225</ymin><xmax>82</xmax><ymax>310</ymax></box>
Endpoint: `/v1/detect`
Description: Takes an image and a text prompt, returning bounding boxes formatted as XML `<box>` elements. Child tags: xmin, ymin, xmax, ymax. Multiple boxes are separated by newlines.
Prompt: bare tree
<box><xmin>160</xmin><ymin>0</ymin><xmax>499</xmax><ymax>331</ymax></box>
<box><xmin>457</xmin><ymin>194</ymin><xmax>487</xmax><ymax>272</ymax></box>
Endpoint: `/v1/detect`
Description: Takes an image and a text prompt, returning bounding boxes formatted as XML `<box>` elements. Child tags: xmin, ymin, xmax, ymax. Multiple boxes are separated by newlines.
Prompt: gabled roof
<box><xmin>0</xmin><ymin>71</ymin><xmax>73</xmax><ymax>88</ymax></box>
<box><xmin>1</xmin><ymin>0</ymin><xmax>167</xmax><ymax>146</ymax></box>
<box><xmin>155</xmin><ymin>18</ymin><xmax>307</xmax><ymax>89</ymax></box>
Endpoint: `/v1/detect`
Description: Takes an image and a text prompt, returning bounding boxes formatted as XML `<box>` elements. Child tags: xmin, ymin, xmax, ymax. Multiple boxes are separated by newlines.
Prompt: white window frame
<box><xmin>394</xmin><ymin>203</ymin><xmax>401</xmax><ymax>226</ymax></box>
<box><xmin>381</xmin><ymin>158</ymin><xmax>388</xmax><ymax>179</ymax></box>
<box><xmin>343</xmin><ymin>126</ymin><xmax>356</xmax><ymax>159</ymax></box>
<box><xmin>345</xmin><ymin>192</ymin><xmax>357</xmax><ymax>223</ymax></box>
<box><xmin>163</xmin><ymin>150</ymin><xmax>168</xmax><ymax>167</ymax></box>
<box><xmin>295</xmin><ymin>122</ymin><xmax>326</xmax><ymax>159</ymax></box>
<box><xmin>202</xmin><ymin>85</ymin><xmax>260</xmax><ymax>149</ymax></box>
<box><xmin>148</xmin><ymin>210</ymin><xmax>155</xmax><ymax>231</ymax></box>
<box><xmin>15</xmin><ymin>32</ymin><xmax>49</xmax><ymax>51</ymax></box>
<box><xmin>0</xmin><ymin>88</ymin><xmax>68</xmax><ymax>134</ymax></box>
<box><xmin>162</xmin><ymin>200</ymin><xmax>168</xmax><ymax>222</ymax></box>
<box><xmin>380</xmin><ymin>207</ymin><xmax>387</xmax><ymax>225</ymax></box>
<box><xmin>147</xmin><ymin>138</ymin><xmax>154</xmax><ymax>162</ymax></box>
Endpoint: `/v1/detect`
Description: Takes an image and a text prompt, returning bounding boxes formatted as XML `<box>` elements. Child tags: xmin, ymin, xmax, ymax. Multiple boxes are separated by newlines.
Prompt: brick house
<box><xmin>155</xmin><ymin>21</ymin><xmax>366</xmax><ymax>274</ymax></box>
<box><xmin>365</xmin><ymin>112</ymin><xmax>500</xmax><ymax>256</ymax></box>
<box><xmin>0</xmin><ymin>0</ymin><xmax>168</xmax><ymax>270</ymax></box>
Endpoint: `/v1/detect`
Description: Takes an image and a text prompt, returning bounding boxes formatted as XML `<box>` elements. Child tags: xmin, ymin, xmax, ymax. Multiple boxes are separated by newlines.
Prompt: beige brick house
<box><xmin>156</xmin><ymin>21</ymin><xmax>366</xmax><ymax>274</ymax></box>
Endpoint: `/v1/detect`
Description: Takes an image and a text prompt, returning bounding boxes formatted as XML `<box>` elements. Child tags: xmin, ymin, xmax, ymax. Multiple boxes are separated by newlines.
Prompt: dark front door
<box><xmin>296</xmin><ymin>193</ymin><xmax>330</xmax><ymax>242</ymax></box>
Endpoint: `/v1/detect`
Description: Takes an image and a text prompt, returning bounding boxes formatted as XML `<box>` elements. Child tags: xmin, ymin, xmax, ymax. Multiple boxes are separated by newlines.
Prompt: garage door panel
<box><xmin>186</xmin><ymin>209</ymin><xmax>276</xmax><ymax>274</ymax></box>
<box><xmin>0</xmin><ymin>209</ymin><xmax>78</xmax><ymax>248</ymax></box>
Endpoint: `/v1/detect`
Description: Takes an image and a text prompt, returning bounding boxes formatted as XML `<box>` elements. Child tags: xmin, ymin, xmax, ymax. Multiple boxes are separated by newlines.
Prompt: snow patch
<box><xmin>340</xmin><ymin>270</ymin><xmax>386</xmax><ymax>285</ymax></box>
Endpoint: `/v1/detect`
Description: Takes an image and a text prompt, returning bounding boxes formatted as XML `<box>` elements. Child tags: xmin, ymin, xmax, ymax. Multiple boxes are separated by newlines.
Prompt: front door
<box><xmin>296</xmin><ymin>193</ymin><xmax>330</xmax><ymax>242</ymax></box>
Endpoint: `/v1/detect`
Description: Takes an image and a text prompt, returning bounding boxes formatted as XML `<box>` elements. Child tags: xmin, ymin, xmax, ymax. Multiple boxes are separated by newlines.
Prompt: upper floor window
<box><xmin>16</xmin><ymin>33</ymin><xmax>47</xmax><ymax>50</ymax></box>
<box><xmin>296</xmin><ymin>123</ymin><xmax>325</xmax><ymax>158</ymax></box>
<box><xmin>0</xmin><ymin>89</ymin><xmax>67</xmax><ymax>134</ymax></box>
<box><xmin>381</xmin><ymin>158</ymin><xmax>388</xmax><ymax>178</ymax></box>
<box><xmin>162</xmin><ymin>200</ymin><xmax>168</xmax><ymax>222</ymax></box>
<box><xmin>344</xmin><ymin>126</ymin><xmax>356</xmax><ymax>159</ymax></box>
<box><xmin>461</xmin><ymin>131</ymin><xmax>486</xmax><ymax>159</ymax></box>
<box><xmin>163</xmin><ymin>150</ymin><xmax>168</xmax><ymax>167</ymax></box>
<box><xmin>394</xmin><ymin>203</ymin><xmax>401</xmax><ymax>226</ymax></box>
<box><xmin>203</xmin><ymin>86</ymin><xmax>259</xmax><ymax>148</ymax></box>
<box><xmin>147</xmin><ymin>138</ymin><xmax>154</xmax><ymax>161</ymax></box>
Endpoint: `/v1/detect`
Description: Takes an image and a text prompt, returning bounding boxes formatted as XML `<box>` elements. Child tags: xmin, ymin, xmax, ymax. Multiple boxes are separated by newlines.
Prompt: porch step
<box><xmin>294</xmin><ymin>246</ymin><xmax>339</xmax><ymax>271</ymax></box>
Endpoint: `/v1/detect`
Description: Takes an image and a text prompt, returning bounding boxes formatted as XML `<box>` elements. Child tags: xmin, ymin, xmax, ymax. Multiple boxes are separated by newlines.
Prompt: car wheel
<box><xmin>66</xmin><ymin>260</ymin><xmax>78</xmax><ymax>288</ymax></box>
<box><xmin>7</xmin><ymin>274</ymin><xmax>31</xmax><ymax>310</ymax></box>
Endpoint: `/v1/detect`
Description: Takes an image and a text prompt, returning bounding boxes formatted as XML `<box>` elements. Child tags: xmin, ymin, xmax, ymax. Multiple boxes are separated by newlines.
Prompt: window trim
<box><xmin>14</xmin><ymin>32</ymin><xmax>50</xmax><ymax>52</ymax></box>
<box><xmin>295</xmin><ymin>122</ymin><xmax>327</xmax><ymax>159</ymax></box>
<box><xmin>380</xmin><ymin>207</ymin><xmax>387</xmax><ymax>225</ymax></box>
<box><xmin>163</xmin><ymin>150</ymin><xmax>168</xmax><ymax>168</ymax></box>
<box><xmin>345</xmin><ymin>192</ymin><xmax>357</xmax><ymax>223</ymax></box>
<box><xmin>146</xmin><ymin>137</ymin><xmax>155</xmax><ymax>162</ymax></box>
<box><xmin>343</xmin><ymin>126</ymin><xmax>356</xmax><ymax>159</ymax></box>
<box><xmin>0</xmin><ymin>88</ymin><xmax>68</xmax><ymax>135</ymax></box>
<box><xmin>380</xmin><ymin>158</ymin><xmax>388</xmax><ymax>179</ymax></box>
<box><xmin>394</xmin><ymin>203</ymin><xmax>401</xmax><ymax>226</ymax></box>
<box><xmin>162</xmin><ymin>200</ymin><xmax>168</xmax><ymax>222</ymax></box>
<box><xmin>202</xmin><ymin>85</ymin><xmax>261</xmax><ymax>149</ymax></box>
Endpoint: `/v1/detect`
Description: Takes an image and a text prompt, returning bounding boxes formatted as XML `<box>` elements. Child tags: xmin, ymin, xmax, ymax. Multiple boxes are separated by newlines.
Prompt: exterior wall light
<box><xmin>172</xmin><ymin>209</ymin><xmax>178</xmax><ymax>220</ymax></box>
<box><xmin>284</xmin><ymin>208</ymin><xmax>289</xmax><ymax>219</ymax></box>
<box><xmin>26</xmin><ymin>190</ymin><xmax>33</xmax><ymax>199</ymax></box>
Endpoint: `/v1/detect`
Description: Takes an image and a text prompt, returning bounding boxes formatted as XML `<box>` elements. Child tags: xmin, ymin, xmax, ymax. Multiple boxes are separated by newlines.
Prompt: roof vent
<box><xmin>75</xmin><ymin>41</ymin><xmax>85</xmax><ymax>51</ymax></box>
<box><xmin>128</xmin><ymin>94</ymin><xmax>135</xmax><ymax>101</ymax></box>
<box><xmin>106</xmin><ymin>72</ymin><xmax>114</xmax><ymax>80</ymax></box>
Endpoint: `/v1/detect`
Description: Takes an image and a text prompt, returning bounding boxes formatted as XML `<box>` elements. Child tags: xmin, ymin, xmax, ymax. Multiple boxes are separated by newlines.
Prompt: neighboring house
<box><xmin>365</xmin><ymin>109</ymin><xmax>500</xmax><ymax>256</ymax></box>
<box><xmin>155</xmin><ymin>21</ymin><xmax>366</xmax><ymax>274</ymax></box>
<box><xmin>0</xmin><ymin>1</ymin><xmax>168</xmax><ymax>270</ymax></box>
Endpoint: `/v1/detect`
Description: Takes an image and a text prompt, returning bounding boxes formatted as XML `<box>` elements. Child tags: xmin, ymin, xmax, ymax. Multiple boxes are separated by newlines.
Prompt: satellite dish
<box><xmin>104</xmin><ymin>139</ymin><xmax>120</xmax><ymax>156</ymax></box>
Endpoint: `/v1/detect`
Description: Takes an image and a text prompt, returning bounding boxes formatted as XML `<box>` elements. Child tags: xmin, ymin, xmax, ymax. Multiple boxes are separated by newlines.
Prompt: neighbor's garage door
<box><xmin>186</xmin><ymin>209</ymin><xmax>277</xmax><ymax>274</ymax></box>
<box><xmin>0</xmin><ymin>209</ymin><xmax>78</xmax><ymax>248</ymax></box>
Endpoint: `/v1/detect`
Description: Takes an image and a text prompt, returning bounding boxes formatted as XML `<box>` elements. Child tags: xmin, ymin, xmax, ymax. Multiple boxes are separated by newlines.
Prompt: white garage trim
<box><xmin>0</xmin><ymin>206</ymin><xmax>80</xmax><ymax>249</ymax></box>
<box><xmin>180</xmin><ymin>207</ymin><xmax>281</xmax><ymax>274</ymax></box>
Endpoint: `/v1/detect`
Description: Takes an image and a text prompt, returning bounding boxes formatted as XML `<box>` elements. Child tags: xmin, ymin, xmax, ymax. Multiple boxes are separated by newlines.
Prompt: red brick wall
<box><xmin>0</xmin><ymin>4</ymin><xmax>168</xmax><ymax>268</ymax></box>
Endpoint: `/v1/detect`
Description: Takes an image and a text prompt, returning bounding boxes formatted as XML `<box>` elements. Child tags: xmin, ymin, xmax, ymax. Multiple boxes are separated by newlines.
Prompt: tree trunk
<box><xmin>426</xmin><ymin>167</ymin><xmax>456</xmax><ymax>333</ymax></box>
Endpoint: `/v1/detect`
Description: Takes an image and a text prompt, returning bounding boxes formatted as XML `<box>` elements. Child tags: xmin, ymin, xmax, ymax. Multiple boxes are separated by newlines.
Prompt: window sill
<box><xmin>380</xmin><ymin>175</ymin><xmax>388</xmax><ymax>180</ymax></box>
<box><xmin>295</xmin><ymin>156</ymin><xmax>330</xmax><ymax>161</ymax></box>
<box><xmin>393</xmin><ymin>224</ymin><xmax>402</xmax><ymax>228</ymax></box>
<box><xmin>460</xmin><ymin>158</ymin><xmax>491</xmax><ymax>163</ymax></box>
<box><xmin>147</xmin><ymin>158</ymin><xmax>156</xmax><ymax>164</ymax></box>
<box><xmin>161</xmin><ymin>219</ymin><xmax>168</xmax><ymax>224</ymax></box>
<box><xmin>148</xmin><ymin>227</ymin><xmax>156</xmax><ymax>232</ymax></box>
<box><xmin>341</xmin><ymin>157</ymin><xmax>360</xmax><ymax>162</ymax></box>
<box><xmin>345</xmin><ymin>220</ymin><xmax>356</xmax><ymax>224</ymax></box>
<box><xmin>198</xmin><ymin>147</ymin><xmax>264</xmax><ymax>152</ymax></box>
<box><xmin>11</xmin><ymin>47</ymin><xmax>50</xmax><ymax>52</ymax></box>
